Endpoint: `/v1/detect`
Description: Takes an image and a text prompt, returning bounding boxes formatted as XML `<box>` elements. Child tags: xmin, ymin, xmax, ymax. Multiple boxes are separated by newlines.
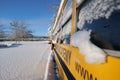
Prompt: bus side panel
<box><xmin>53</xmin><ymin>51</ymin><xmax>68</xmax><ymax>80</ymax></box>
<box><xmin>55</xmin><ymin>44</ymin><xmax>120</xmax><ymax>80</ymax></box>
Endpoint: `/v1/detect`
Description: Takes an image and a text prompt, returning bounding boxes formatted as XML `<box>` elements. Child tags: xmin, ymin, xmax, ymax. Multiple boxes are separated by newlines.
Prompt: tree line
<box><xmin>0</xmin><ymin>20</ymin><xmax>33</xmax><ymax>41</ymax></box>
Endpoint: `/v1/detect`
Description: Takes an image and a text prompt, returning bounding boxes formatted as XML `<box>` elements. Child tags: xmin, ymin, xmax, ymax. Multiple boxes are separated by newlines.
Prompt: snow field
<box><xmin>0</xmin><ymin>41</ymin><xmax>51</xmax><ymax>80</ymax></box>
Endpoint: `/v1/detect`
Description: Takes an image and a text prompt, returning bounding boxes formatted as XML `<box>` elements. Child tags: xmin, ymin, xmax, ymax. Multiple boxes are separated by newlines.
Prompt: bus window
<box><xmin>85</xmin><ymin>11</ymin><xmax>120</xmax><ymax>51</ymax></box>
<box><xmin>62</xmin><ymin>34</ymin><xmax>70</xmax><ymax>44</ymax></box>
<box><xmin>77</xmin><ymin>0</ymin><xmax>120</xmax><ymax>56</ymax></box>
<box><xmin>62</xmin><ymin>0</ymin><xmax>72</xmax><ymax>25</ymax></box>
<box><xmin>62</xmin><ymin>19</ymin><xmax>71</xmax><ymax>45</ymax></box>
<box><xmin>58</xmin><ymin>0</ymin><xmax>72</xmax><ymax>45</ymax></box>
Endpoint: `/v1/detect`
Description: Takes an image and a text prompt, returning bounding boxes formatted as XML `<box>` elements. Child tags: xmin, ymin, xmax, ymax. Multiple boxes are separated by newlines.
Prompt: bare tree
<box><xmin>10</xmin><ymin>20</ymin><xmax>33</xmax><ymax>42</ymax></box>
<box><xmin>47</xmin><ymin>3</ymin><xmax>59</xmax><ymax>12</ymax></box>
<box><xmin>0</xmin><ymin>24</ymin><xmax>5</xmax><ymax>38</ymax></box>
<box><xmin>47</xmin><ymin>0</ymin><xmax>60</xmax><ymax>13</ymax></box>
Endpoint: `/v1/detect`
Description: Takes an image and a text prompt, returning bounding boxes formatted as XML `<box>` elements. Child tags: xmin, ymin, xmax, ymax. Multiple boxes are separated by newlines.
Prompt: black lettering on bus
<box><xmin>80</xmin><ymin>66</ymin><xmax>86</xmax><ymax>79</ymax></box>
<box><xmin>55</xmin><ymin>45</ymin><xmax>71</xmax><ymax>65</ymax></box>
<box><xmin>89</xmin><ymin>74</ymin><xmax>93</xmax><ymax>80</ymax></box>
<box><xmin>75</xmin><ymin>61</ymin><xmax>98</xmax><ymax>80</ymax></box>
<box><xmin>68</xmin><ymin>51</ymin><xmax>71</xmax><ymax>65</ymax></box>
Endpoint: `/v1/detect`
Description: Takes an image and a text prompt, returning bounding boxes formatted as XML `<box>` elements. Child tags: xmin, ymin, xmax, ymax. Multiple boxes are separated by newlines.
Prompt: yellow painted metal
<box><xmin>53</xmin><ymin>51</ymin><xmax>68</xmax><ymax>80</ymax></box>
<box><xmin>54</xmin><ymin>44</ymin><xmax>120</xmax><ymax>80</ymax></box>
<box><xmin>71</xmin><ymin>0</ymin><xmax>76</xmax><ymax>36</ymax></box>
<box><xmin>59</xmin><ymin>28</ymin><xmax>63</xmax><ymax>43</ymax></box>
<box><xmin>51</xmin><ymin>0</ymin><xmax>120</xmax><ymax>80</ymax></box>
<box><xmin>52</xmin><ymin>0</ymin><xmax>67</xmax><ymax>34</ymax></box>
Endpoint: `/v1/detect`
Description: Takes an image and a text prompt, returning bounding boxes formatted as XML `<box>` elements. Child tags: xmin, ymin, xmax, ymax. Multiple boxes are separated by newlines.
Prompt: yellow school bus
<box><xmin>48</xmin><ymin>0</ymin><xmax>120</xmax><ymax>80</ymax></box>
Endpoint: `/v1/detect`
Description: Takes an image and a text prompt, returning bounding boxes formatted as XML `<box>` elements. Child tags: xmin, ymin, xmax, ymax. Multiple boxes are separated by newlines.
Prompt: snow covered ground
<box><xmin>0</xmin><ymin>41</ymin><xmax>51</xmax><ymax>80</ymax></box>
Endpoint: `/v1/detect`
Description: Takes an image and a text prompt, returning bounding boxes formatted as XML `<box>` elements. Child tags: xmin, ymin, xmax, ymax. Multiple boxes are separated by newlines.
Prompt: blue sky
<box><xmin>0</xmin><ymin>0</ymin><xmax>60</xmax><ymax>36</ymax></box>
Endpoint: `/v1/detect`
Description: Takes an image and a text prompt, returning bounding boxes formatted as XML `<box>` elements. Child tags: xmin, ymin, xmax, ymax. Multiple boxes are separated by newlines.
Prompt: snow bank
<box><xmin>0</xmin><ymin>42</ymin><xmax>13</xmax><ymax>47</ymax></box>
<box><xmin>77</xmin><ymin>0</ymin><xmax>120</xmax><ymax>29</ymax></box>
<box><xmin>71</xmin><ymin>30</ymin><xmax>106</xmax><ymax>64</ymax></box>
<box><xmin>3</xmin><ymin>42</ymin><xmax>12</xmax><ymax>47</ymax></box>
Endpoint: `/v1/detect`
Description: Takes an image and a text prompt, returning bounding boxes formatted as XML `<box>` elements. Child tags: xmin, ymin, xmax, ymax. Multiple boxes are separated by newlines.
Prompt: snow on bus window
<box><xmin>56</xmin><ymin>16</ymin><xmax>63</xmax><ymax>32</ymax></box>
<box><xmin>62</xmin><ymin>20</ymin><xmax>71</xmax><ymax>44</ymax></box>
<box><xmin>61</xmin><ymin>0</ymin><xmax>72</xmax><ymax>25</ymax></box>
<box><xmin>53</xmin><ymin>0</ymin><xmax>73</xmax><ymax>37</ymax></box>
<box><xmin>53</xmin><ymin>33</ymin><xmax>60</xmax><ymax>43</ymax></box>
<box><xmin>53</xmin><ymin>14</ymin><xmax>63</xmax><ymax>36</ymax></box>
<box><xmin>77</xmin><ymin>0</ymin><xmax>120</xmax><ymax>29</ymax></box>
<box><xmin>72</xmin><ymin>0</ymin><xmax>120</xmax><ymax>63</ymax></box>
<box><xmin>71</xmin><ymin>30</ymin><xmax>106</xmax><ymax>64</ymax></box>
<box><xmin>78</xmin><ymin>0</ymin><xmax>120</xmax><ymax>51</ymax></box>
<box><xmin>62</xmin><ymin>20</ymin><xmax>71</xmax><ymax>37</ymax></box>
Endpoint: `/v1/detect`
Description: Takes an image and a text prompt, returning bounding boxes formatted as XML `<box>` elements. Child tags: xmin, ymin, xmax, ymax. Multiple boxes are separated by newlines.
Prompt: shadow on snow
<box><xmin>0</xmin><ymin>43</ymin><xmax>22</xmax><ymax>49</ymax></box>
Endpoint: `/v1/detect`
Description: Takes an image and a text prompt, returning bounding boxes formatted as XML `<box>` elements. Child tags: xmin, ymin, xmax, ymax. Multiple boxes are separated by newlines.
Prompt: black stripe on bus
<box><xmin>54</xmin><ymin>49</ymin><xmax>75</xmax><ymax>80</ymax></box>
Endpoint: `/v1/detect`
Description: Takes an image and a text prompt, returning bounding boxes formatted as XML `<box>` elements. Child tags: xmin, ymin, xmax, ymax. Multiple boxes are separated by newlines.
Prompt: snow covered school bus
<box><xmin>48</xmin><ymin>0</ymin><xmax>120</xmax><ymax>80</ymax></box>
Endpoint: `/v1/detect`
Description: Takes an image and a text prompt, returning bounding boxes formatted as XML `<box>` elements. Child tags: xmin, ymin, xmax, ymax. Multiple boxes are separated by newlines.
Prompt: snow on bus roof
<box><xmin>77</xmin><ymin>0</ymin><xmax>120</xmax><ymax>29</ymax></box>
